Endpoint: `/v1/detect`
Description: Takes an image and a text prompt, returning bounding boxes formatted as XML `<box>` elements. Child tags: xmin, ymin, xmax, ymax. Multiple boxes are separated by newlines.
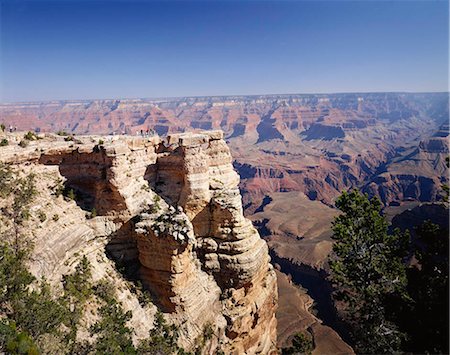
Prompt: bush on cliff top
<box><xmin>23</xmin><ymin>131</ymin><xmax>38</xmax><ymax>141</ymax></box>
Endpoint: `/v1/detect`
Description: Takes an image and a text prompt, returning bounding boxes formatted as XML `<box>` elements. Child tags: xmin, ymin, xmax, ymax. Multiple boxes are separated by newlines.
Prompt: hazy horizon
<box><xmin>1</xmin><ymin>0</ymin><xmax>448</xmax><ymax>102</ymax></box>
<box><xmin>1</xmin><ymin>90</ymin><xmax>449</xmax><ymax>105</ymax></box>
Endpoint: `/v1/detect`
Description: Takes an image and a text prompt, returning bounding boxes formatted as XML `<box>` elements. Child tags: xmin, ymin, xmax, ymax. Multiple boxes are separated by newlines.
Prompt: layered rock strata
<box><xmin>0</xmin><ymin>131</ymin><xmax>277</xmax><ymax>354</ymax></box>
<box><xmin>137</xmin><ymin>131</ymin><xmax>277</xmax><ymax>352</ymax></box>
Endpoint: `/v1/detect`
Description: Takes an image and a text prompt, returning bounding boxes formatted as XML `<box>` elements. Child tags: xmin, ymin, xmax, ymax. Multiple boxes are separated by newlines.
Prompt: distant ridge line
<box><xmin>1</xmin><ymin>91</ymin><xmax>448</xmax><ymax>106</ymax></box>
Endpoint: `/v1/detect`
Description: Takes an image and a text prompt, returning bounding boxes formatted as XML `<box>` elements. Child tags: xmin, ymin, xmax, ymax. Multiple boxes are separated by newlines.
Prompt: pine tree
<box><xmin>329</xmin><ymin>190</ymin><xmax>409</xmax><ymax>354</ymax></box>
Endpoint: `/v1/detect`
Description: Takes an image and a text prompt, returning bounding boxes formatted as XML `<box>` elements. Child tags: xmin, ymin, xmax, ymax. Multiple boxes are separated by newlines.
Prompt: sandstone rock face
<box><xmin>134</xmin><ymin>131</ymin><xmax>277</xmax><ymax>352</ymax></box>
<box><xmin>0</xmin><ymin>131</ymin><xmax>277</xmax><ymax>354</ymax></box>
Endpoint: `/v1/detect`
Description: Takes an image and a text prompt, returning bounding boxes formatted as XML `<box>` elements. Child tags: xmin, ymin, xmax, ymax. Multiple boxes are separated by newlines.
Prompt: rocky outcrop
<box><xmin>0</xmin><ymin>131</ymin><xmax>277</xmax><ymax>354</ymax></box>
<box><xmin>134</xmin><ymin>131</ymin><xmax>277</xmax><ymax>353</ymax></box>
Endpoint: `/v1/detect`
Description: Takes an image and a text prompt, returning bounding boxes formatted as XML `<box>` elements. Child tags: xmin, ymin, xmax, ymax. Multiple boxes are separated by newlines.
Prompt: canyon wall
<box><xmin>0</xmin><ymin>130</ymin><xmax>277</xmax><ymax>354</ymax></box>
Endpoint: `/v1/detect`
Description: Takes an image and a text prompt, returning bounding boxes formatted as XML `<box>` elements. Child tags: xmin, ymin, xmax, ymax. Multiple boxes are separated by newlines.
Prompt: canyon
<box><xmin>1</xmin><ymin>93</ymin><xmax>447</xmax><ymax>209</ymax></box>
<box><xmin>1</xmin><ymin>92</ymin><xmax>448</xmax><ymax>352</ymax></box>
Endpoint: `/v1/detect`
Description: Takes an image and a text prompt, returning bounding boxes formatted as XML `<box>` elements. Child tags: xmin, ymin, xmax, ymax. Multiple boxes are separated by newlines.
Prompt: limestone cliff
<box><xmin>0</xmin><ymin>130</ymin><xmax>277</xmax><ymax>354</ymax></box>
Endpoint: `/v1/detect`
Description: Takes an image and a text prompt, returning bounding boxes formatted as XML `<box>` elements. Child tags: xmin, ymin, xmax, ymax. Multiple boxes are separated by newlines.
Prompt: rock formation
<box><xmin>1</xmin><ymin>92</ymin><xmax>447</xmax><ymax>208</ymax></box>
<box><xmin>362</xmin><ymin>131</ymin><xmax>449</xmax><ymax>206</ymax></box>
<box><xmin>0</xmin><ymin>130</ymin><xmax>277</xmax><ymax>354</ymax></box>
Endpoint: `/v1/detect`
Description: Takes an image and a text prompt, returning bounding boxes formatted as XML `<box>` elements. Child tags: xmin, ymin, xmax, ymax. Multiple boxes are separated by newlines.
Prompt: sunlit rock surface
<box><xmin>0</xmin><ymin>130</ymin><xmax>277</xmax><ymax>354</ymax></box>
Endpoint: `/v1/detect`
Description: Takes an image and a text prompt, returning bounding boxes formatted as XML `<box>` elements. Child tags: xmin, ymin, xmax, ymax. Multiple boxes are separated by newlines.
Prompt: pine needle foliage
<box><xmin>329</xmin><ymin>190</ymin><xmax>409</xmax><ymax>354</ymax></box>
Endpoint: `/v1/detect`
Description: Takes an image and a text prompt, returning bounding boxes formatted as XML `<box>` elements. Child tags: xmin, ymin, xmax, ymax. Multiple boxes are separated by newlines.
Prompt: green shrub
<box><xmin>128</xmin><ymin>281</ymin><xmax>153</xmax><ymax>307</ymax></box>
<box><xmin>0</xmin><ymin>242</ymin><xmax>70</xmax><ymax>350</ymax></box>
<box><xmin>0</xmin><ymin>123</ymin><xmax>5</xmax><ymax>132</ymax></box>
<box><xmin>86</xmin><ymin>207</ymin><xmax>97</xmax><ymax>219</ymax></box>
<box><xmin>63</xmin><ymin>256</ymin><xmax>92</xmax><ymax>303</ymax></box>
<box><xmin>0</xmin><ymin>186</ymin><xmax>69</xmax><ymax>345</ymax></box>
<box><xmin>52</xmin><ymin>214</ymin><xmax>59</xmax><ymax>222</ymax></box>
<box><xmin>0</xmin><ymin>171</ymin><xmax>37</xmax><ymax>226</ymax></box>
<box><xmin>0</xmin><ymin>163</ymin><xmax>13</xmax><ymax>197</ymax></box>
<box><xmin>93</xmin><ymin>280</ymin><xmax>116</xmax><ymax>302</ymax></box>
<box><xmin>19</xmin><ymin>209</ymin><xmax>31</xmax><ymax>222</ymax></box>
<box><xmin>12</xmin><ymin>281</ymin><xmax>69</xmax><ymax>339</ymax></box>
<box><xmin>90</xmin><ymin>280</ymin><xmax>136</xmax><ymax>354</ymax></box>
<box><xmin>137</xmin><ymin>311</ymin><xmax>181</xmax><ymax>354</ymax></box>
<box><xmin>397</xmin><ymin>220</ymin><xmax>450</xmax><ymax>353</ymax></box>
<box><xmin>0</xmin><ymin>138</ymin><xmax>8</xmax><ymax>147</ymax></box>
<box><xmin>0</xmin><ymin>172</ymin><xmax>96</xmax><ymax>354</ymax></box>
<box><xmin>24</xmin><ymin>131</ymin><xmax>37</xmax><ymax>141</ymax></box>
<box><xmin>0</xmin><ymin>320</ymin><xmax>39</xmax><ymax>355</ymax></box>
<box><xmin>61</xmin><ymin>256</ymin><xmax>93</xmax><ymax>343</ymax></box>
<box><xmin>282</xmin><ymin>332</ymin><xmax>314</xmax><ymax>355</ymax></box>
<box><xmin>65</xmin><ymin>189</ymin><xmax>76</xmax><ymax>201</ymax></box>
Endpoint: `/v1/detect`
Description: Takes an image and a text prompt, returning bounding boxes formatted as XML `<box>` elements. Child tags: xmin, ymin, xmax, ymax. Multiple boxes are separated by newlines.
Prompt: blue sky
<box><xmin>0</xmin><ymin>0</ymin><xmax>448</xmax><ymax>102</ymax></box>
